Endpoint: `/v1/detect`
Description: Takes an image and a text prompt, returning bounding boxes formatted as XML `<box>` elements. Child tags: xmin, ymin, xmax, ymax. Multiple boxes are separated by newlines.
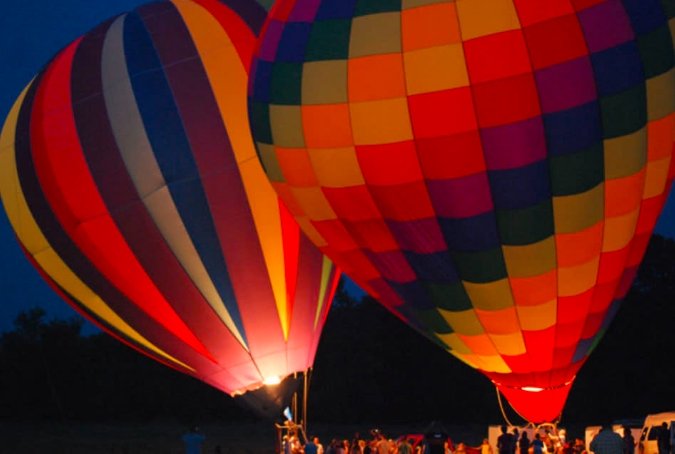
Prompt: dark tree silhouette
<box><xmin>0</xmin><ymin>235</ymin><xmax>673</xmax><ymax>426</ymax></box>
<box><xmin>565</xmin><ymin>235</ymin><xmax>675</xmax><ymax>423</ymax></box>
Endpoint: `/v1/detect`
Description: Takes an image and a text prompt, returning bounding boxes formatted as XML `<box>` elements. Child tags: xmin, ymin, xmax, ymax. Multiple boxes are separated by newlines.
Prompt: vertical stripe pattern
<box><xmin>0</xmin><ymin>0</ymin><xmax>339</xmax><ymax>400</ymax></box>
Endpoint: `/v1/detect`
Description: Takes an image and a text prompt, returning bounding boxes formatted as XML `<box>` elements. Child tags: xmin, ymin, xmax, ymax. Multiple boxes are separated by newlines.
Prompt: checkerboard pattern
<box><xmin>249</xmin><ymin>0</ymin><xmax>674</xmax><ymax>421</ymax></box>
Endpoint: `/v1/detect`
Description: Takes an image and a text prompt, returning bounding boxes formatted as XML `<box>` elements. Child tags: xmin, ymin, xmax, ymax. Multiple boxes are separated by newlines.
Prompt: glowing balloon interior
<box><xmin>0</xmin><ymin>0</ymin><xmax>339</xmax><ymax>416</ymax></box>
<box><xmin>248</xmin><ymin>0</ymin><xmax>675</xmax><ymax>422</ymax></box>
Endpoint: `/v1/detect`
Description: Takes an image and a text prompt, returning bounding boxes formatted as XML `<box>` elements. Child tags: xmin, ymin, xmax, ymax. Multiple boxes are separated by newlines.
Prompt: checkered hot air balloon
<box><xmin>248</xmin><ymin>0</ymin><xmax>675</xmax><ymax>422</ymax></box>
<box><xmin>0</xmin><ymin>0</ymin><xmax>339</xmax><ymax>418</ymax></box>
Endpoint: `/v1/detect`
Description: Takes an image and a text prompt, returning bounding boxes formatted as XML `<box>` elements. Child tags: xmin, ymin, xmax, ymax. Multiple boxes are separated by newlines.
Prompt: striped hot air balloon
<box><xmin>248</xmin><ymin>0</ymin><xmax>675</xmax><ymax>422</ymax></box>
<box><xmin>0</xmin><ymin>0</ymin><xmax>339</xmax><ymax>417</ymax></box>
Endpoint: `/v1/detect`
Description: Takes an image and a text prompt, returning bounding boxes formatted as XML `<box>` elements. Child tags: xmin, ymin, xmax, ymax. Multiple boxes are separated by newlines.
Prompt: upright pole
<box><xmin>292</xmin><ymin>372</ymin><xmax>298</xmax><ymax>428</ymax></box>
<box><xmin>303</xmin><ymin>368</ymin><xmax>310</xmax><ymax>435</ymax></box>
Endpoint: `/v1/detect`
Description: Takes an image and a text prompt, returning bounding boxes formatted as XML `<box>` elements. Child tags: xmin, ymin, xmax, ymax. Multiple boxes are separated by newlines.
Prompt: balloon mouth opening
<box><xmin>232</xmin><ymin>374</ymin><xmax>303</xmax><ymax>420</ymax></box>
<box><xmin>263</xmin><ymin>375</ymin><xmax>282</xmax><ymax>386</ymax></box>
<box><xmin>492</xmin><ymin>378</ymin><xmax>576</xmax><ymax>423</ymax></box>
<box><xmin>521</xmin><ymin>386</ymin><xmax>545</xmax><ymax>393</ymax></box>
<box><xmin>230</xmin><ymin>375</ymin><xmax>289</xmax><ymax>396</ymax></box>
<box><xmin>493</xmin><ymin>377</ymin><xmax>576</xmax><ymax>393</ymax></box>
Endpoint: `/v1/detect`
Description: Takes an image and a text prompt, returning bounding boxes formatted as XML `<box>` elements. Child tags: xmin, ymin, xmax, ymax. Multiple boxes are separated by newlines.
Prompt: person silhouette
<box><xmin>498</xmin><ymin>427</ymin><xmax>515</xmax><ymax>454</ymax></box>
<box><xmin>182</xmin><ymin>426</ymin><xmax>206</xmax><ymax>454</ymax></box>
<box><xmin>519</xmin><ymin>432</ymin><xmax>530</xmax><ymax>454</ymax></box>
<box><xmin>657</xmin><ymin>423</ymin><xmax>671</xmax><ymax>454</ymax></box>
<box><xmin>623</xmin><ymin>427</ymin><xmax>635</xmax><ymax>454</ymax></box>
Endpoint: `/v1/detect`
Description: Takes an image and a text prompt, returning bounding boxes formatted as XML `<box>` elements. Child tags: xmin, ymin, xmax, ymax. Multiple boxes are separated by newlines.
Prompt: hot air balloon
<box><xmin>0</xmin><ymin>0</ymin><xmax>339</xmax><ymax>418</ymax></box>
<box><xmin>248</xmin><ymin>0</ymin><xmax>675</xmax><ymax>422</ymax></box>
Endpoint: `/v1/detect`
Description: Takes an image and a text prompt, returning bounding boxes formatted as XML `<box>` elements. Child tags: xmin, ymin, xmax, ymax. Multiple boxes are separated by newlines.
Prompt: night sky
<box><xmin>1</xmin><ymin>0</ymin><xmax>674</xmax><ymax>335</ymax></box>
<box><xmin>0</xmin><ymin>0</ymin><xmax>149</xmax><ymax>332</ymax></box>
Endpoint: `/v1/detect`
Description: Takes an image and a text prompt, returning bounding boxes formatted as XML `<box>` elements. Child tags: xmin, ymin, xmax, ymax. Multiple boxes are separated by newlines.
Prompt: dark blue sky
<box><xmin>0</xmin><ymin>0</ymin><xmax>674</xmax><ymax>333</ymax></box>
<box><xmin>0</xmin><ymin>0</ymin><xmax>149</xmax><ymax>332</ymax></box>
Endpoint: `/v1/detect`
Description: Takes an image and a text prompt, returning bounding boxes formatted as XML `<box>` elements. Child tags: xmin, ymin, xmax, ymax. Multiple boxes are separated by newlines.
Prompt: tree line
<box><xmin>1</xmin><ymin>235</ymin><xmax>673</xmax><ymax>426</ymax></box>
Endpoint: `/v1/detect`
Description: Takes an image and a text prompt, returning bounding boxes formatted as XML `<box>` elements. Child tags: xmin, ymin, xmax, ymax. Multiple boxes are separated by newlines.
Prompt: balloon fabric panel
<box><xmin>249</xmin><ymin>0</ymin><xmax>675</xmax><ymax>422</ymax></box>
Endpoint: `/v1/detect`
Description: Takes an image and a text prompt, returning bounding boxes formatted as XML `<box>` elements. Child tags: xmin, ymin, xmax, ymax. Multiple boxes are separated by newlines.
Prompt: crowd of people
<box><xmin>496</xmin><ymin>426</ymin><xmax>586</xmax><ymax>454</ymax></box>
<box><xmin>280</xmin><ymin>426</ymin><xmax>587</xmax><ymax>454</ymax></box>
<box><xmin>282</xmin><ymin>428</ymin><xmax>451</xmax><ymax>454</ymax></box>
<box><xmin>177</xmin><ymin>421</ymin><xmax>674</xmax><ymax>454</ymax></box>
<box><xmin>281</xmin><ymin>426</ymin><xmax>575</xmax><ymax>454</ymax></box>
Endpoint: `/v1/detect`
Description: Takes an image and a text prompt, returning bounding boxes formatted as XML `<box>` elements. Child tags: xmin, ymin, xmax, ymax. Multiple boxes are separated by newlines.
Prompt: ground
<box><xmin>0</xmin><ymin>420</ymin><xmax>490</xmax><ymax>453</ymax></box>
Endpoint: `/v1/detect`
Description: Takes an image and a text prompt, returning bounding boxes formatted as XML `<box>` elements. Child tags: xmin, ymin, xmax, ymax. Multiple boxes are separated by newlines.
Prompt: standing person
<box><xmin>590</xmin><ymin>425</ymin><xmax>624</xmax><ymax>454</ymax></box>
<box><xmin>533</xmin><ymin>434</ymin><xmax>545</xmax><ymax>454</ymax></box>
<box><xmin>513</xmin><ymin>430</ymin><xmax>520</xmax><ymax>454</ymax></box>
<box><xmin>398</xmin><ymin>437</ymin><xmax>413</xmax><ymax>454</ymax></box>
<box><xmin>572</xmin><ymin>439</ymin><xmax>585</xmax><ymax>454</ymax></box>
<box><xmin>423</xmin><ymin>430</ymin><xmax>449</xmax><ymax>454</ymax></box>
<box><xmin>498</xmin><ymin>427</ymin><xmax>515</xmax><ymax>454</ymax></box>
<box><xmin>283</xmin><ymin>435</ymin><xmax>293</xmax><ymax>454</ymax></box>
<box><xmin>519</xmin><ymin>432</ymin><xmax>531</xmax><ymax>454</ymax></box>
<box><xmin>290</xmin><ymin>435</ymin><xmax>303</xmax><ymax>454</ymax></box>
<box><xmin>544</xmin><ymin>434</ymin><xmax>554</xmax><ymax>454</ymax></box>
<box><xmin>657</xmin><ymin>423</ymin><xmax>671</xmax><ymax>454</ymax></box>
<box><xmin>623</xmin><ymin>427</ymin><xmax>635</xmax><ymax>454</ymax></box>
<box><xmin>315</xmin><ymin>437</ymin><xmax>325</xmax><ymax>454</ymax></box>
<box><xmin>351</xmin><ymin>433</ymin><xmax>362</xmax><ymax>454</ymax></box>
<box><xmin>334</xmin><ymin>439</ymin><xmax>346</xmax><ymax>454</ymax></box>
<box><xmin>377</xmin><ymin>434</ymin><xmax>392</xmax><ymax>454</ymax></box>
<box><xmin>182</xmin><ymin>426</ymin><xmax>206</xmax><ymax>454</ymax></box>
<box><xmin>559</xmin><ymin>429</ymin><xmax>567</xmax><ymax>453</ymax></box>
<box><xmin>306</xmin><ymin>436</ymin><xmax>319</xmax><ymax>454</ymax></box>
<box><xmin>482</xmin><ymin>438</ymin><xmax>494</xmax><ymax>454</ymax></box>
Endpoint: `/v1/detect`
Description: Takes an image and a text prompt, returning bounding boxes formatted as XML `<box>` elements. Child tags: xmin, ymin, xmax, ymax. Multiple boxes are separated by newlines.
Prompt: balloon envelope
<box><xmin>248</xmin><ymin>0</ymin><xmax>675</xmax><ymax>422</ymax></box>
<box><xmin>0</xmin><ymin>0</ymin><xmax>339</xmax><ymax>415</ymax></box>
